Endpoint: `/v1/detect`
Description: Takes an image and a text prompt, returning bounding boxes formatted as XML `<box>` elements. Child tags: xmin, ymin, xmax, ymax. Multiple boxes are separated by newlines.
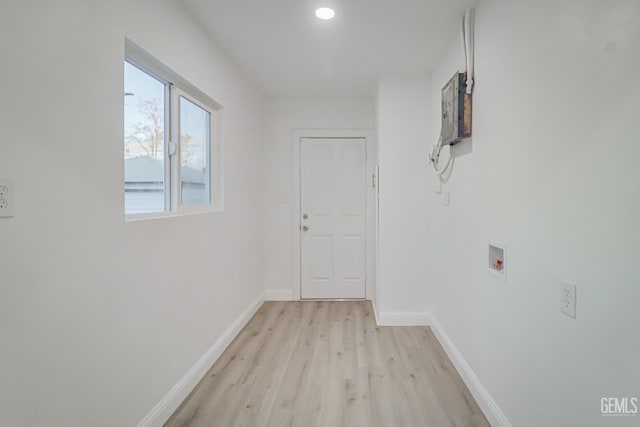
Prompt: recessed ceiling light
<box><xmin>315</xmin><ymin>7</ymin><xmax>335</xmax><ymax>20</ymax></box>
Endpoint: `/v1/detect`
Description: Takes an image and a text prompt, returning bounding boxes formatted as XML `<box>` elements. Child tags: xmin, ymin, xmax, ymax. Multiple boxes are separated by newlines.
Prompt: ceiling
<box><xmin>180</xmin><ymin>0</ymin><xmax>477</xmax><ymax>98</ymax></box>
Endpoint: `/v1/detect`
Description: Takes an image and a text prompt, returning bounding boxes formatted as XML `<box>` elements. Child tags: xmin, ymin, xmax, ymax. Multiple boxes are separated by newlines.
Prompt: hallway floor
<box><xmin>165</xmin><ymin>301</ymin><xmax>489</xmax><ymax>427</ymax></box>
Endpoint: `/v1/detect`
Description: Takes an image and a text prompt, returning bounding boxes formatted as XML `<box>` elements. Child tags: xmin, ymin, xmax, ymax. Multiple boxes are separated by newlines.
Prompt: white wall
<box><xmin>263</xmin><ymin>98</ymin><xmax>375</xmax><ymax>298</ymax></box>
<box><xmin>3</xmin><ymin>0</ymin><xmax>638</xmax><ymax>425</ymax></box>
<box><xmin>375</xmin><ymin>75</ymin><xmax>433</xmax><ymax>315</ymax></box>
<box><xmin>424</xmin><ymin>0</ymin><xmax>640</xmax><ymax>425</ymax></box>
<box><xmin>0</xmin><ymin>1</ymin><xmax>265</xmax><ymax>426</ymax></box>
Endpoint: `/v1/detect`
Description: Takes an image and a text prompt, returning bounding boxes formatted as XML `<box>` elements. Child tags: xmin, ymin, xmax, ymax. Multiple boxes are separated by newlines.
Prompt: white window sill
<box><xmin>125</xmin><ymin>205</ymin><xmax>223</xmax><ymax>222</ymax></box>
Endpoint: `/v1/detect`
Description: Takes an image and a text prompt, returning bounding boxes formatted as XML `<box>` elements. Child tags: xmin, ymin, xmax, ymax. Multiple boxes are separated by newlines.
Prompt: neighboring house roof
<box><xmin>125</xmin><ymin>156</ymin><xmax>206</xmax><ymax>184</ymax></box>
<box><xmin>125</xmin><ymin>156</ymin><xmax>163</xmax><ymax>182</ymax></box>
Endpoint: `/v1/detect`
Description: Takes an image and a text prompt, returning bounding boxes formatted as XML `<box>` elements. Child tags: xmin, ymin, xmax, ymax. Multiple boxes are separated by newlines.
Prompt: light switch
<box><xmin>560</xmin><ymin>280</ymin><xmax>577</xmax><ymax>319</ymax></box>
<box><xmin>0</xmin><ymin>178</ymin><xmax>14</xmax><ymax>218</ymax></box>
<box><xmin>277</xmin><ymin>192</ymin><xmax>289</xmax><ymax>204</ymax></box>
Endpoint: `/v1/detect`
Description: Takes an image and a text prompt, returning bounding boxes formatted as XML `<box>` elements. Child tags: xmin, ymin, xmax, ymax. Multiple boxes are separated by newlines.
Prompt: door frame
<box><xmin>292</xmin><ymin>129</ymin><xmax>376</xmax><ymax>301</ymax></box>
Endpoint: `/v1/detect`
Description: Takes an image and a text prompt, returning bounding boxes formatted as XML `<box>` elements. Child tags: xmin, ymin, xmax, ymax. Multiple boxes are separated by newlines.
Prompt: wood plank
<box><xmin>164</xmin><ymin>301</ymin><xmax>489</xmax><ymax>427</ymax></box>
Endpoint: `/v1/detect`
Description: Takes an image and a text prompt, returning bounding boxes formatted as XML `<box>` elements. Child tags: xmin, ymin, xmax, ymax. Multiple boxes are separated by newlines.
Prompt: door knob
<box><xmin>303</xmin><ymin>213</ymin><xmax>309</xmax><ymax>219</ymax></box>
<box><xmin>302</xmin><ymin>225</ymin><xmax>309</xmax><ymax>232</ymax></box>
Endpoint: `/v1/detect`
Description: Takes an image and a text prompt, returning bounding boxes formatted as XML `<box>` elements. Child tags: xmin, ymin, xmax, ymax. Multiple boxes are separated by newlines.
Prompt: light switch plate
<box><xmin>0</xmin><ymin>178</ymin><xmax>14</xmax><ymax>217</ymax></box>
<box><xmin>277</xmin><ymin>192</ymin><xmax>289</xmax><ymax>204</ymax></box>
<box><xmin>560</xmin><ymin>280</ymin><xmax>577</xmax><ymax>319</ymax></box>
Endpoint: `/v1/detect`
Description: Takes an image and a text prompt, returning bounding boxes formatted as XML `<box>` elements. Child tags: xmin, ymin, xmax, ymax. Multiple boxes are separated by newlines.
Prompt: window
<box><xmin>124</xmin><ymin>40</ymin><xmax>221</xmax><ymax>218</ymax></box>
<box><xmin>179</xmin><ymin>96</ymin><xmax>211</xmax><ymax>206</ymax></box>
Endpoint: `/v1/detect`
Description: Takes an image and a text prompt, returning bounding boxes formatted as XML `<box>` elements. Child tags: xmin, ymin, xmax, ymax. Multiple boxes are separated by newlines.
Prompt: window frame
<box><xmin>124</xmin><ymin>39</ymin><xmax>223</xmax><ymax>221</ymax></box>
<box><xmin>174</xmin><ymin>89</ymin><xmax>216</xmax><ymax>213</ymax></box>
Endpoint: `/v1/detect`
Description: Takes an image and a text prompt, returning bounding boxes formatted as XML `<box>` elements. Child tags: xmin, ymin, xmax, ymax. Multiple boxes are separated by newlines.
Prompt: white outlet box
<box><xmin>560</xmin><ymin>280</ymin><xmax>577</xmax><ymax>319</ymax></box>
<box><xmin>0</xmin><ymin>178</ymin><xmax>14</xmax><ymax>218</ymax></box>
<box><xmin>488</xmin><ymin>242</ymin><xmax>507</xmax><ymax>282</ymax></box>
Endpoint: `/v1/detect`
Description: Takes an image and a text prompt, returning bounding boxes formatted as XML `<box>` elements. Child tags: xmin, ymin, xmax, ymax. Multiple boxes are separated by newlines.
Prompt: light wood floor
<box><xmin>165</xmin><ymin>301</ymin><xmax>489</xmax><ymax>427</ymax></box>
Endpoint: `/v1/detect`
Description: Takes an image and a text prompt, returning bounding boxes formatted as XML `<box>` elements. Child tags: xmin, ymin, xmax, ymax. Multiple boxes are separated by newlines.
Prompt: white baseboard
<box><xmin>136</xmin><ymin>293</ymin><xmax>265</xmax><ymax>427</ymax></box>
<box><xmin>427</xmin><ymin>315</ymin><xmax>512</xmax><ymax>427</ymax></box>
<box><xmin>264</xmin><ymin>289</ymin><xmax>294</xmax><ymax>301</ymax></box>
<box><xmin>370</xmin><ymin>299</ymin><xmax>381</xmax><ymax>326</ymax></box>
<box><xmin>376</xmin><ymin>310</ymin><xmax>431</xmax><ymax>326</ymax></box>
<box><xmin>370</xmin><ymin>306</ymin><xmax>510</xmax><ymax>426</ymax></box>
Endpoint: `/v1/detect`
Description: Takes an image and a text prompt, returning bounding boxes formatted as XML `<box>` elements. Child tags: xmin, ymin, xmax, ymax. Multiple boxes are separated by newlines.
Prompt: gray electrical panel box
<box><xmin>441</xmin><ymin>72</ymin><xmax>472</xmax><ymax>145</ymax></box>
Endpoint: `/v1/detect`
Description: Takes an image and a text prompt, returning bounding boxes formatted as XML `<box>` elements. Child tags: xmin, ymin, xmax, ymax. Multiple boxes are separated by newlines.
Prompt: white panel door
<box><xmin>300</xmin><ymin>138</ymin><xmax>366</xmax><ymax>299</ymax></box>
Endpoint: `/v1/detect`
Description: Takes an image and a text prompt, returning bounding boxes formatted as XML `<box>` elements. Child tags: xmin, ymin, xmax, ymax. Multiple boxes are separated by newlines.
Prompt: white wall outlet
<box><xmin>0</xmin><ymin>179</ymin><xmax>14</xmax><ymax>218</ymax></box>
<box><xmin>560</xmin><ymin>280</ymin><xmax>577</xmax><ymax>319</ymax></box>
